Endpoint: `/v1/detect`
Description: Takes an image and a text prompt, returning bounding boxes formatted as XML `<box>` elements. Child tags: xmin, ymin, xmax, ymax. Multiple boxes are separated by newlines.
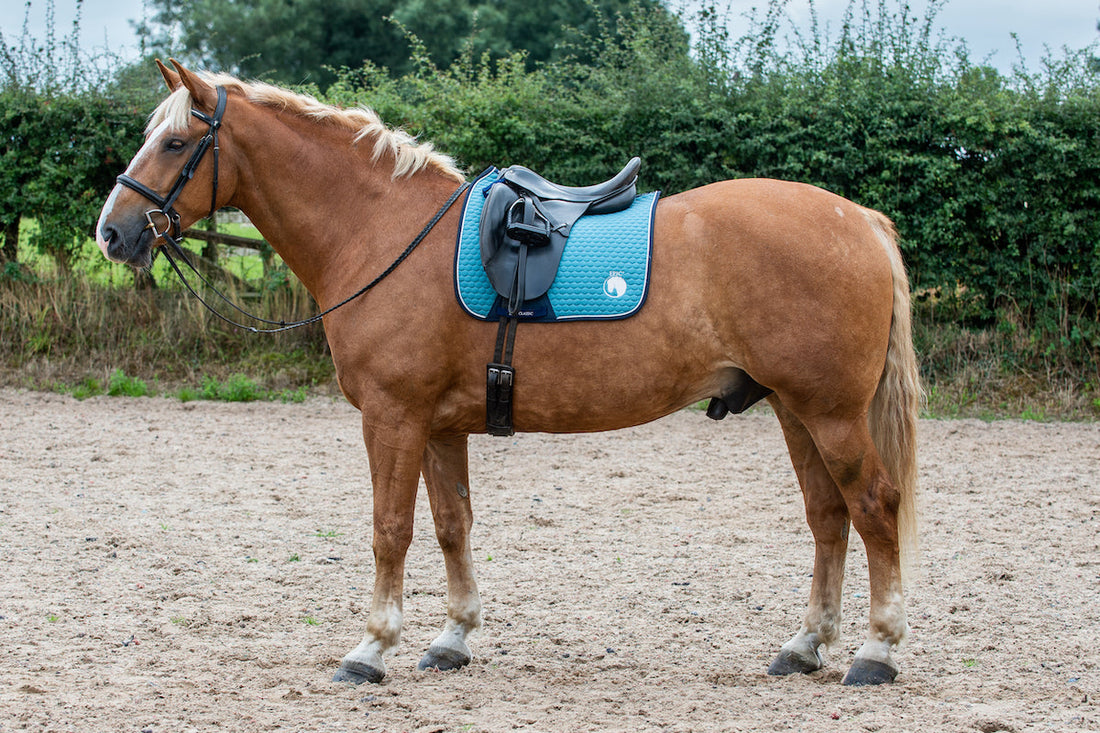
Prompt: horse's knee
<box><xmin>373</xmin><ymin>519</ymin><xmax>414</xmax><ymax>558</ymax></box>
<box><xmin>433</xmin><ymin>520</ymin><xmax>470</xmax><ymax>555</ymax></box>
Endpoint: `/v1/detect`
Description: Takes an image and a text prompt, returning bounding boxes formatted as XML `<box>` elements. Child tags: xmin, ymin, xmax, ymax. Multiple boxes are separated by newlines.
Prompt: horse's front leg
<box><xmin>417</xmin><ymin>434</ymin><xmax>482</xmax><ymax>672</ymax></box>
<box><xmin>333</xmin><ymin>419</ymin><xmax>429</xmax><ymax>685</ymax></box>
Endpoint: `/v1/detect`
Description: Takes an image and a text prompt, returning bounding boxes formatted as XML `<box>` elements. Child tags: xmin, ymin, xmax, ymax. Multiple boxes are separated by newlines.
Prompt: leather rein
<box><xmin>116</xmin><ymin>85</ymin><xmax>470</xmax><ymax>334</ymax></box>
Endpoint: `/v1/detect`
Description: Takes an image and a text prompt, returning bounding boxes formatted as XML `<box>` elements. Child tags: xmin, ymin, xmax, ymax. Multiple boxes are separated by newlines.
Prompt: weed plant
<box><xmin>107</xmin><ymin>369</ymin><xmax>150</xmax><ymax>397</ymax></box>
<box><xmin>0</xmin><ymin>272</ymin><xmax>332</xmax><ymax>400</ymax></box>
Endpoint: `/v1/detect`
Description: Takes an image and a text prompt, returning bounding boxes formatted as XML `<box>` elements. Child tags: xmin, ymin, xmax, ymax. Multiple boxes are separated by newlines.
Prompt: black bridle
<box><xmin>115</xmin><ymin>85</ymin><xmax>471</xmax><ymax>333</ymax></box>
<box><xmin>117</xmin><ymin>86</ymin><xmax>227</xmax><ymax>243</ymax></box>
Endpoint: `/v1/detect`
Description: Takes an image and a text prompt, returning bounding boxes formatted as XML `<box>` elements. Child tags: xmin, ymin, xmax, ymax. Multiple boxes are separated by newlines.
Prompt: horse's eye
<box><xmin>165</xmin><ymin>138</ymin><xmax>187</xmax><ymax>152</ymax></box>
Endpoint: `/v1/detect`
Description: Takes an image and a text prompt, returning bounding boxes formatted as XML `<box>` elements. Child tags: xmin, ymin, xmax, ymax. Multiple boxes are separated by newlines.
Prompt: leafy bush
<box><xmin>1</xmin><ymin>91</ymin><xmax>150</xmax><ymax>268</ymax></box>
<box><xmin>201</xmin><ymin>373</ymin><xmax>263</xmax><ymax>402</ymax></box>
<box><xmin>0</xmin><ymin>0</ymin><xmax>158</xmax><ymax>269</ymax></box>
<box><xmin>70</xmin><ymin>375</ymin><xmax>103</xmax><ymax>400</ymax></box>
<box><xmin>2</xmin><ymin>0</ymin><xmax>1097</xmax><ymax>411</ymax></box>
<box><xmin>107</xmin><ymin>368</ymin><xmax>150</xmax><ymax>397</ymax></box>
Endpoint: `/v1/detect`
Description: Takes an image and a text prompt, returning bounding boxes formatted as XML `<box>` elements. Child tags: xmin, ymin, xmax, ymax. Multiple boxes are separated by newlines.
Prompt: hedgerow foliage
<box><xmin>324</xmin><ymin>1</ymin><xmax>1099</xmax><ymax>369</ymax></box>
<box><xmin>0</xmin><ymin>6</ymin><xmax>157</xmax><ymax>268</ymax></box>
<box><xmin>3</xmin><ymin>0</ymin><xmax>1098</xmax><ymax>376</ymax></box>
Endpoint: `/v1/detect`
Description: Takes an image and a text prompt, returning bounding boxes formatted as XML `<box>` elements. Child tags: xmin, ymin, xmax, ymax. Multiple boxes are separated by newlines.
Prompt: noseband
<box><xmin>116</xmin><ymin>85</ymin><xmax>227</xmax><ymax>240</ymax></box>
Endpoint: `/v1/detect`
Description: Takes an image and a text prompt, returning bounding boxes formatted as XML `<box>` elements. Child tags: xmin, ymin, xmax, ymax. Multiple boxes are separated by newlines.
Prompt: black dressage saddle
<box><xmin>479</xmin><ymin>157</ymin><xmax>641</xmax><ymax>315</ymax></box>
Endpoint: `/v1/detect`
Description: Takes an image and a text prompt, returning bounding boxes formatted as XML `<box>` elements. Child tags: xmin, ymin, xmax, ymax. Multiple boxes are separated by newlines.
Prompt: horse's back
<box><xmin>657</xmin><ymin>177</ymin><xmax>893</xmax><ymax>265</ymax></box>
<box><xmin>655</xmin><ymin>176</ymin><xmax>897</xmax><ymax>310</ymax></box>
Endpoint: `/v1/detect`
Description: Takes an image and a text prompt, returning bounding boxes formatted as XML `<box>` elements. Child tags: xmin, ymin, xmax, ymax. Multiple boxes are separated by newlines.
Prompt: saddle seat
<box><xmin>499</xmin><ymin>157</ymin><xmax>641</xmax><ymax>207</ymax></box>
<box><xmin>480</xmin><ymin>157</ymin><xmax>641</xmax><ymax>315</ymax></box>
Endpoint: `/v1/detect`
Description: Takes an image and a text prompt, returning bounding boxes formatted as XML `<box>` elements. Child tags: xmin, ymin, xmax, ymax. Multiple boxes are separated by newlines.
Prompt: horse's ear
<box><xmin>156</xmin><ymin>58</ymin><xmax>182</xmax><ymax>91</ymax></box>
<box><xmin>170</xmin><ymin>58</ymin><xmax>218</xmax><ymax>112</ymax></box>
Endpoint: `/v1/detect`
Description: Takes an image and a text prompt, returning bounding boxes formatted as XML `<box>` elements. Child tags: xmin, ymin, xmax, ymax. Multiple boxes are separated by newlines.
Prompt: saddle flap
<box><xmin>480</xmin><ymin>186</ymin><xmax>568</xmax><ymax>303</ymax></box>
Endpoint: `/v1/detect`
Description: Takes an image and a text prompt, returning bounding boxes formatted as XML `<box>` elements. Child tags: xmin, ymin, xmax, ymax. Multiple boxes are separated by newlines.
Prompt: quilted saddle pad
<box><xmin>454</xmin><ymin>167</ymin><xmax>659</xmax><ymax>322</ymax></box>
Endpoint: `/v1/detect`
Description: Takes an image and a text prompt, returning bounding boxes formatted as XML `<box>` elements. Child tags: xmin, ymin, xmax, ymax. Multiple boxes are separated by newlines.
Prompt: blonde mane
<box><xmin>147</xmin><ymin>72</ymin><xmax>464</xmax><ymax>182</ymax></box>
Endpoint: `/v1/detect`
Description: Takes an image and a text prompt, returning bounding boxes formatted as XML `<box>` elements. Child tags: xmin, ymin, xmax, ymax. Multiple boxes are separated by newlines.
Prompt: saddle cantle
<box><xmin>479</xmin><ymin>157</ymin><xmax>641</xmax><ymax>315</ymax></box>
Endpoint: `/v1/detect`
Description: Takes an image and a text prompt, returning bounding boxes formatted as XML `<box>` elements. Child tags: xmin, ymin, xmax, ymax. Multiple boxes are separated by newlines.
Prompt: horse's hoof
<box><xmin>418</xmin><ymin>644</ymin><xmax>471</xmax><ymax>672</ymax></box>
<box><xmin>767</xmin><ymin>646</ymin><xmax>823</xmax><ymax>676</ymax></box>
<box><xmin>332</xmin><ymin>660</ymin><xmax>385</xmax><ymax>685</ymax></box>
<box><xmin>842</xmin><ymin>659</ymin><xmax>897</xmax><ymax>686</ymax></box>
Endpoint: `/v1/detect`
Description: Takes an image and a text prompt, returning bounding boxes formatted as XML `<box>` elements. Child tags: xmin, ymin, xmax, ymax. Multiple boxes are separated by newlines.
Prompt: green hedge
<box><xmin>323</xmin><ymin>5</ymin><xmax>1099</xmax><ymax>366</ymax></box>
<box><xmin>3</xmin><ymin>2</ymin><xmax>1097</xmax><ymax>368</ymax></box>
<box><xmin>1</xmin><ymin>89</ymin><xmax>149</xmax><ymax>267</ymax></box>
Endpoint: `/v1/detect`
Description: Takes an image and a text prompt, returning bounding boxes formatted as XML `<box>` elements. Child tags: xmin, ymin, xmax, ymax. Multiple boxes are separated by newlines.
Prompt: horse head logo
<box><xmin>603</xmin><ymin>275</ymin><xmax>628</xmax><ymax>298</ymax></box>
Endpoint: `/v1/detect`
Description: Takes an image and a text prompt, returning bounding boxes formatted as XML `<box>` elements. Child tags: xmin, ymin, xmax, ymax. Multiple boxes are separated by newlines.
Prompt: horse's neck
<box><xmin>230</xmin><ymin>115</ymin><xmax>458</xmax><ymax>307</ymax></box>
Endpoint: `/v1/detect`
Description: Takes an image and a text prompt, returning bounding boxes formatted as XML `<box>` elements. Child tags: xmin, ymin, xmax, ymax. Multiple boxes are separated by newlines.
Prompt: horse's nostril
<box><xmin>100</xmin><ymin>224</ymin><xmax>130</xmax><ymax>261</ymax></box>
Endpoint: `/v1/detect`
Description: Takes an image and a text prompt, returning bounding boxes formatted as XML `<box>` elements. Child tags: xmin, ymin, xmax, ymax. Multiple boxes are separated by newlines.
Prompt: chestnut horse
<box><xmin>96</xmin><ymin>61</ymin><xmax>921</xmax><ymax>686</ymax></box>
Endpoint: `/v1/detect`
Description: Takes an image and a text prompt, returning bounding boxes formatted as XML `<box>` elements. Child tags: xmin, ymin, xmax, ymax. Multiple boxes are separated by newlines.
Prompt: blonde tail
<box><xmin>864</xmin><ymin>210</ymin><xmax>923</xmax><ymax>581</ymax></box>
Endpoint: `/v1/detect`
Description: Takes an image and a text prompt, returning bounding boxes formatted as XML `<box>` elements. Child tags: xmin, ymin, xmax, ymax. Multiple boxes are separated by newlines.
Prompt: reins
<box><xmin>118</xmin><ymin>84</ymin><xmax>471</xmax><ymax>334</ymax></box>
<box><xmin>159</xmin><ymin>182</ymin><xmax>469</xmax><ymax>333</ymax></box>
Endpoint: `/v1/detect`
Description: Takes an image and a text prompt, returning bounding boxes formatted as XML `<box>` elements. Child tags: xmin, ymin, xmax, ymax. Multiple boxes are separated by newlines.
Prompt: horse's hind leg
<box><xmin>800</xmin><ymin>409</ymin><xmax>908</xmax><ymax>686</ymax></box>
<box><xmin>768</xmin><ymin>399</ymin><xmax>850</xmax><ymax>677</ymax></box>
<box><xmin>418</xmin><ymin>434</ymin><xmax>482</xmax><ymax>672</ymax></box>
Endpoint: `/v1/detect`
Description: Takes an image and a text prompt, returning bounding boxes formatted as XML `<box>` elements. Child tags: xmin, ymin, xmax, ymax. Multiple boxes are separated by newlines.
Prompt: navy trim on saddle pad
<box><xmin>454</xmin><ymin>167</ymin><xmax>660</xmax><ymax>323</ymax></box>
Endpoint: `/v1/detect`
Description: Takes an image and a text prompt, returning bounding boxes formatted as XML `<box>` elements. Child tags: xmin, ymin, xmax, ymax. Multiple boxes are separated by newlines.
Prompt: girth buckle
<box><xmin>486</xmin><ymin>362</ymin><xmax>516</xmax><ymax>437</ymax></box>
<box><xmin>486</xmin><ymin>316</ymin><xmax>519</xmax><ymax>436</ymax></box>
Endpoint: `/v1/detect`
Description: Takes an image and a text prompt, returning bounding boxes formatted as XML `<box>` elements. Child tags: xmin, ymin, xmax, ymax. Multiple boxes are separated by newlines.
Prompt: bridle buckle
<box><xmin>144</xmin><ymin>208</ymin><xmax>179</xmax><ymax>239</ymax></box>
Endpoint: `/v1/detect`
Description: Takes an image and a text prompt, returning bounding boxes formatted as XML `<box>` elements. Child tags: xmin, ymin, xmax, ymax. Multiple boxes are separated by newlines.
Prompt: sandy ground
<box><xmin>0</xmin><ymin>387</ymin><xmax>1097</xmax><ymax>732</ymax></box>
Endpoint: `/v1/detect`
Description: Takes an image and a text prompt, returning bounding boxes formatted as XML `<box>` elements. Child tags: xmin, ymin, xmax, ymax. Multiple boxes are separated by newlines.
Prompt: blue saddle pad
<box><xmin>454</xmin><ymin>167</ymin><xmax>659</xmax><ymax>322</ymax></box>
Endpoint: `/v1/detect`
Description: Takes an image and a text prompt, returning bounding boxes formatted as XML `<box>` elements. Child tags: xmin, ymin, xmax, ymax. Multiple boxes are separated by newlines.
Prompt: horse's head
<box><xmin>96</xmin><ymin>60</ymin><xmax>236</xmax><ymax>268</ymax></box>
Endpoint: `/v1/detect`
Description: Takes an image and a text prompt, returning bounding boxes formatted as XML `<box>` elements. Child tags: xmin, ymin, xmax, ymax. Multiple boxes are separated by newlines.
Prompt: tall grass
<box><xmin>0</xmin><ymin>272</ymin><xmax>333</xmax><ymax>396</ymax></box>
<box><xmin>914</xmin><ymin>310</ymin><xmax>1100</xmax><ymax>420</ymax></box>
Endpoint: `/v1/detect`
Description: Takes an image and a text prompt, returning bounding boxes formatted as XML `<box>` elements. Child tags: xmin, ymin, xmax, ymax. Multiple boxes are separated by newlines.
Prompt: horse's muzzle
<box><xmin>97</xmin><ymin>221</ymin><xmax>155</xmax><ymax>268</ymax></box>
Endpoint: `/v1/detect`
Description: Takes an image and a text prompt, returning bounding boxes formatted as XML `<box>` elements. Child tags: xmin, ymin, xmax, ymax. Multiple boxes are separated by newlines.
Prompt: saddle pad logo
<box><xmin>603</xmin><ymin>274</ymin><xmax>628</xmax><ymax>298</ymax></box>
<box><xmin>455</xmin><ymin>167</ymin><xmax>659</xmax><ymax>323</ymax></box>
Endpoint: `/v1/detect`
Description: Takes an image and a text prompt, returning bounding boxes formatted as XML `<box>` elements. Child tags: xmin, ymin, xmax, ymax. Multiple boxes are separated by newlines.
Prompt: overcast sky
<box><xmin>2</xmin><ymin>0</ymin><xmax>1097</xmax><ymax>74</ymax></box>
